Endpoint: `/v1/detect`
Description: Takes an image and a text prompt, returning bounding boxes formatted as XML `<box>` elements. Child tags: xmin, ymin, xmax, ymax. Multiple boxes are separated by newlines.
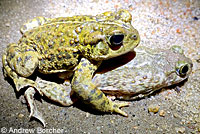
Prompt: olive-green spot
<box><xmin>82</xmin><ymin>62</ymin><xmax>87</xmax><ymax>67</ymax></box>
<box><xmin>90</xmin><ymin>89</ymin><xmax>96</xmax><ymax>95</ymax></box>
<box><xmin>24</xmin><ymin>55</ymin><xmax>32</xmax><ymax>63</ymax></box>
<box><xmin>97</xmin><ymin>92</ymin><xmax>103</xmax><ymax>100</ymax></box>
<box><xmin>113</xmin><ymin>104</ymin><xmax>118</xmax><ymax>108</ymax></box>
<box><xmin>87</xmin><ymin>96</ymin><xmax>93</xmax><ymax>102</ymax></box>
<box><xmin>17</xmin><ymin>57</ymin><xmax>22</xmax><ymax>64</ymax></box>
<box><xmin>101</xmin><ymin>100</ymin><xmax>106</xmax><ymax>107</ymax></box>
<box><xmin>78</xmin><ymin>68</ymin><xmax>82</xmax><ymax>72</ymax></box>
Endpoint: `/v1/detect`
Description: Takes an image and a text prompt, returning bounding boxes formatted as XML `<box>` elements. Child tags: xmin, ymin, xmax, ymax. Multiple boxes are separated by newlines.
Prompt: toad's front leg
<box><xmin>71</xmin><ymin>58</ymin><xmax>129</xmax><ymax>116</ymax></box>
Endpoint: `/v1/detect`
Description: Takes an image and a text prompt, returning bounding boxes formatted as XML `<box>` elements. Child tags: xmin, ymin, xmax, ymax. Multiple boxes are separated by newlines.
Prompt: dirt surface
<box><xmin>0</xmin><ymin>0</ymin><xmax>199</xmax><ymax>133</ymax></box>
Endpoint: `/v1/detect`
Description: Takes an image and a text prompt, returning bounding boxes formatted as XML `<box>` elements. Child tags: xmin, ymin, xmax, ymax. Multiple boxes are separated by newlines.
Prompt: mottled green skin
<box><xmin>97</xmin><ymin>45</ymin><xmax>193</xmax><ymax>100</ymax></box>
<box><xmin>2</xmin><ymin>10</ymin><xmax>140</xmax><ymax>126</ymax></box>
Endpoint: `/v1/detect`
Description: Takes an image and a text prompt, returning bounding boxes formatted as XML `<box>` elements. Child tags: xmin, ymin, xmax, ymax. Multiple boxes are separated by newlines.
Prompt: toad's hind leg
<box><xmin>3</xmin><ymin>50</ymin><xmax>75</xmax><ymax>126</ymax></box>
<box><xmin>25</xmin><ymin>79</ymin><xmax>75</xmax><ymax>127</ymax></box>
<box><xmin>36</xmin><ymin>78</ymin><xmax>75</xmax><ymax>106</ymax></box>
<box><xmin>3</xmin><ymin>50</ymin><xmax>46</xmax><ymax>125</ymax></box>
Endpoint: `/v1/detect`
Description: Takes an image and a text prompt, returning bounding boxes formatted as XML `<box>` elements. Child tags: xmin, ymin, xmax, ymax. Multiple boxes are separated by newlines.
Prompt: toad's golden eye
<box><xmin>109</xmin><ymin>34</ymin><xmax>124</xmax><ymax>46</ymax></box>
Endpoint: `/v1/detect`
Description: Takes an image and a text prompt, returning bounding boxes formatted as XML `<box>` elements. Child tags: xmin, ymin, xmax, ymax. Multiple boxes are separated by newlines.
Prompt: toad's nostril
<box><xmin>132</xmin><ymin>34</ymin><xmax>137</xmax><ymax>40</ymax></box>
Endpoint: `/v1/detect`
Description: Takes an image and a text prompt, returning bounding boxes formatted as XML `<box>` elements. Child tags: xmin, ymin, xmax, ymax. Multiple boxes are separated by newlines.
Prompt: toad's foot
<box><xmin>25</xmin><ymin>87</ymin><xmax>46</xmax><ymax>127</ymax></box>
<box><xmin>112</xmin><ymin>102</ymin><xmax>130</xmax><ymax>116</ymax></box>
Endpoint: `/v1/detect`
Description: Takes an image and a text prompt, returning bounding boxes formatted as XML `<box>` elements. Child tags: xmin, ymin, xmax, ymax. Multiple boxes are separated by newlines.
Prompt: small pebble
<box><xmin>159</xmin><ymin>110</ymin><xmax>165</xmax><ymax>117</ymax></box>
<box><xmin>96</xmin><ymin>126</ymin><xmax>101</xmax><ymax>131</ymax></box>
<box><xmin>148</xmin><ymin>104</ymin><xmax>160</xmax><ymax>113</ymax></box>
<box><xmin>18</xmin><ymin>113</ymin><xmax>24</xmax><ymax>118</ymax></box>
<box><xmin>6</xmin><ymin>35</ymin><xmax>10</xmax><ymax>38</ymax></box>
<box><xmin>173</xmin><ymin>112</ymin><xmax>181</xmax><ymax>118</ymax></box>
<box><xmin>5</xmin><ymin>22</ymin><xmax>10</xmax><ymax>27</ymax></box>
<box><xmin>176</xmin><ymin>29</ymin><xmax>181</xmax><ymax>34</ymax></box>
<box><xmin>86</xmin><ymin>112</ymin><xmax>89</xmax><ymax>117</ymax></box>
<box><xmin>175</xmin><ymin>127</ymin><xmax>186</xmax><ymax>133</ymax></box>
<box><xmin>132</xmin><ymin>126</ymin><xmax>138</xmax><ymax>129</ymax></box>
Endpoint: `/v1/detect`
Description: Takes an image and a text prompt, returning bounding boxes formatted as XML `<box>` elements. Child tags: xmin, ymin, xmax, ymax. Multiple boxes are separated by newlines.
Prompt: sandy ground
<box><xmin>0</xmin><ymin>0</ymin><xmax>200</xmax><ymax>133</ymax></box>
